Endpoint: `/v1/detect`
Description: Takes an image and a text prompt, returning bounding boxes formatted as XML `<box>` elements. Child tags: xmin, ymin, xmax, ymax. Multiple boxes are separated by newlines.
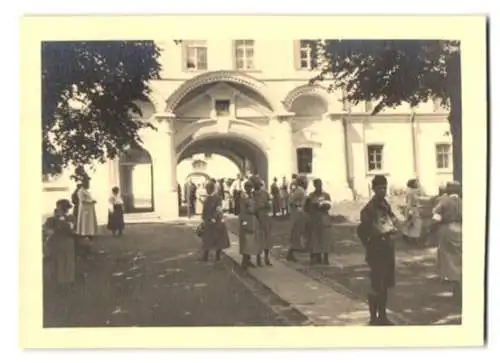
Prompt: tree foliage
<box><xmin>310</xmin><ymin>40</ymin><xmax>462</xmax><ymax>183</ymax></box>
<box><xmin>42</xmin><ymin>41</ymin><xmax>162</xmax><ymax>177</ymax></box>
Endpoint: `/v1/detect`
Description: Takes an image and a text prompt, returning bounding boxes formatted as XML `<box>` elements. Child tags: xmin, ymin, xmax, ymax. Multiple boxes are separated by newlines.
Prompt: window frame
<box><xmin>435</xmin><ymin>142</ymin><xmax>452</xmax><ymax>172</ymax></box>
<box><xmin>366</xmin><ymin>143</ymin><xmax>385</xmax><ymax>173</ymax></box>
<box><xmin>298</xmin><ymin>40</ymin><xmax>314</xmax><ymax>70</ymax></box>
<box><xmin>296</xmin><ymin>147</ymin><xmax>314</xmax><ymax>174</ymax></box>
<box><xmin>184</xmin><ymin>40</ymin><xmax>208</xmax><ymax>71</ymax></box>
<box><xmin>234</xmin><ymin>40</ymin><xmax>255</xmax><ymax>71</ymax></box>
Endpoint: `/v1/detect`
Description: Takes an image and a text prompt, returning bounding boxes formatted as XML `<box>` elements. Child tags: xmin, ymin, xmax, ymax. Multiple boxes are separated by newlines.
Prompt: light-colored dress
<box><xmin>289</xmin><ymin>185</ymin><xmax>308</xmax><ymax>250</ymax></box>
<box><xmin>43</xmin><ymin>213</ymin><xmax>75</xmax><ymax>284</ymax></box>
<box><xmin>401</xmin><ymin>188</ymin><xmax>423</xmax><ymax>238</ymax></box>
<box><xmin>196</xmin><ymin>187</ymin><xmax>206</xmax><ymax>215</ymax></box>
<box><xmin>305</xmin><ymin>191</ymin><xmax>333</xmax><ymax>254</ymax></box>
<box><xmin>279</xmin><ymin>182</ymin><xmax>289</xmax><ymax>210</ymax></box>
<box><xmin>433</xmin><ymin>194</ymin><xmax>462</xmax><ymax>282</ymax></box>
<box><xmin>254</xmin><ymin>189</ymin><xmax>272</xmax><ymax>250</ymax></box>
<box><xmin>76</xmin><ymin>188</ymin><xmax>98</xmax><ymax>236</ymax></box>
<box><xmin>238</xmin><ymin>192</ymin><xmax>261</xmax><ymax>255</ymax></box>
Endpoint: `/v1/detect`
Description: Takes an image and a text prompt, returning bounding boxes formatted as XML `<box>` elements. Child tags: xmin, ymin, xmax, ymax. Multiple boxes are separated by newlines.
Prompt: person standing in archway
<box><xmin>304</xmin><ymin>178</ymin><xmax>333</xmax><ymax>265</ymax></box>
<box><xmin>199</xmin><ymin>181</ymin><xmax>230</xmax><ymax>262</ymax></box>
<box><xmin>230</xmin><ymin>174</ymin><xmax>244</xmax><ymax>216</ymax></box>
<box><xmin>252</xmin><ymin>176</ymin><xmax>273</xmax><ymax>266</ymax></box>
<box><xmin>270</xmin><ymin>177</ymin><xmax>280</xmax><ymax>217</ymax></box>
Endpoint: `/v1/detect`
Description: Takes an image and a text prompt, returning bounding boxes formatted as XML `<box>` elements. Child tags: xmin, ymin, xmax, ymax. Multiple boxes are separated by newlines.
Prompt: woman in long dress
<box><xmin>43</xmin><ymin>199</ymin><xmax>76</xmax><ymax>290</ymax></box>
<box><xmin>401</xmin><ymin>178</ymin><xmax>423</xmax><ymax>245</ymax></box>
<box><xmin>252</xmin><ymin>176</ymin><xmax>273</xmax><ymax>266</ymax></box>
<box><xmin>305</xmin><ymin>178</ymin><xmax>333</xmax><ymax>265</ymax></box>
<box><xmin>431</xmin><ymin>181</ymin><xmax>462</xmax><ymax>300</ymax></box>
<box><xmin>107</xmin><ymin>186</ymin><xmax>125</xmax><ymax>236</ymax></box>
<box><xmin>238</xmin><ymin>181</ymin><xmax>261</xmax><ymax>269</ymax></box>
<box><xmin>199</xmin><ymin>181</ymin><xmax>231</xmax><ymax>262</ymax></box>
<box><xmin>286</xmin><ymin>176</ymin><xmax>309</xmax><ymax>262</ymax></box>
<box><xmin>76</xmin><ymin>178</ymin><xmax>98</xmax><ymax>240</ymax></box>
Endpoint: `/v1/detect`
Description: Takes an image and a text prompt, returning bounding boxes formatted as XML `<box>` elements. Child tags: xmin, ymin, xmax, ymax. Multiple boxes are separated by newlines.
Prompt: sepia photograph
<box><xmin>20</xmin><ymin>15</ymin><xmax>487</xmax><ymax>348</ymax></box>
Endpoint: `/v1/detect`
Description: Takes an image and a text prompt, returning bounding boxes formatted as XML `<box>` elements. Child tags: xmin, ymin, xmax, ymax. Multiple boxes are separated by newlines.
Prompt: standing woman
<box><xmin>43</xmin><ymin>199</ymin><xmax>76</xmax><ymax>291</ymax></box>
<box><xmin>286</xmin><ymin>175</ymin><xmax>309</xmax><ymax>262</ymax></box>
<box><xmin>76</xmin><ymin>178</ymin><xmax>98</xmax><ymax>241</ymax></box>
<box><xmin>199</xmin><ymin>181</ymin><xmax>231</xmax><ymax>262</ymax></box>
<box><xmin>107</xmin><ymin>186</ymin><xmax>125</xmax><ymax>236</ymax></box>
<box><xmin>431</xmin><ymin>181</ymin><xmax>462</xmax><ymax>300</ymax></box>
<box><xmin>238</xmin><ymin>181</ymin><xmax>260</xmax><ymax>269</ymax></box>
<box><xmin>252</xmin><ymin>176</ymin><xmax>273</xmax><ymax>266</ymax></box>
<box><xmin>401</xmin><ymin>179</ymin><xmax>423</xmax><ymax>245</ymax></box>
<box><xmin>305</xmin><ymin>178</ymin><xmax>333</xmax><ymax>265</ymax></box>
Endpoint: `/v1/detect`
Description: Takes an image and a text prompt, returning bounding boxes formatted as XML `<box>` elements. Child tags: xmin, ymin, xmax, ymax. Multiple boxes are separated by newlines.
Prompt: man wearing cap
<box><xmin>357</xmin><ymin>175</ymin><xmax>399</xmax><ymax>325</ymax></box>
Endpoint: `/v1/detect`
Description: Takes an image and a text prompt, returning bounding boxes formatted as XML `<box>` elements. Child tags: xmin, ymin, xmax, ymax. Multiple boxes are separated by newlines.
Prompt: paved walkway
<box><xmin>224</xmin><ymin>217</ymin><xmax>462</xmax><ymax>325</ymax></box>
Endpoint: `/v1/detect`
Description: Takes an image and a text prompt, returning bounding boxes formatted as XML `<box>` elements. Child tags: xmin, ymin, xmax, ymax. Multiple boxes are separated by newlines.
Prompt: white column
<box><xmin>269</xmin><ymin>116</ymin><xmax>295</xmax><ymax>180</ymax></box>
<box><xmin>318</xmin><ymin>114</ymin><xmax>352</xmax><ymax>201</ymax></box>
<box><xmin>149</xmin><ymin>114</ymin><xmax>178</xmax><ymax>221</ymax></box>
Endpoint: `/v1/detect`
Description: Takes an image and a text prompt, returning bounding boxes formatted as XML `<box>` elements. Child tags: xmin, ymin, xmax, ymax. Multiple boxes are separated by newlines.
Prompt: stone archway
<box><xmin>178</xmin><ymin>135</ymin><xmax>268</xmax><ymax>185</ymax></box>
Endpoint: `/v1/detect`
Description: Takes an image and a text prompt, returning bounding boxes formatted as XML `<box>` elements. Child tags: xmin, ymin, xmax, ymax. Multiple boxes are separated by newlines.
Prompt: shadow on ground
<box><xmin>225</xmin><ymin>217</ymin><xmax>462</xmax><ymax>326</ymax></box>
<box><xmin>43</xmin><ymin>224</ymin><xmax>307</xmax><ymax>327</ymax></box>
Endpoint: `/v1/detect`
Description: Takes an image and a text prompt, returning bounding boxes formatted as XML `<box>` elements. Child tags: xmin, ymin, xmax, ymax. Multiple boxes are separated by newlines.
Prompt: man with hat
<box><xmin>357</xmin><ymin>175</ymin><xmax>399</xmax><ymax>325</ymax></box>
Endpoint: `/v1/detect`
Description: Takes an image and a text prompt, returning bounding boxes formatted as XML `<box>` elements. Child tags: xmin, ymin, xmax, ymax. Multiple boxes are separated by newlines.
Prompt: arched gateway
<box><xmin>115</xmin><ymin>70</ymin><xmax>297</xmax><ymax>221</ymax></box>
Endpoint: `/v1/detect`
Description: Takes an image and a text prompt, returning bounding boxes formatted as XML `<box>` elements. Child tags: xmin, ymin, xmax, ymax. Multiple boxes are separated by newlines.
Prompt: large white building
<box><xmin>42</xmin><ymin>39</ymin><xmax>454</xmax><ymax>224</ymax></box>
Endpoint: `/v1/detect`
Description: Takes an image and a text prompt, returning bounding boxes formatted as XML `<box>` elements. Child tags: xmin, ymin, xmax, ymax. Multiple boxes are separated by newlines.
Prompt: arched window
<box><xmin>296</xmin><ymin>147</ymin><xmax>313</xmax><ymax>174</ymax></box>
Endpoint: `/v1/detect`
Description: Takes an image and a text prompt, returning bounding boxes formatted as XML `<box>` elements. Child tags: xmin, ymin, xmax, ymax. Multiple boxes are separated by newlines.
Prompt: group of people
<box><xmin>195</xmin><ymin>173</ymin><xmax>335</xmax><ymax>269</ymax></box>
<box><xmin>42</xmin><ymin>177</ymin><xmax>127</xmax><ymax>291</ymax></box>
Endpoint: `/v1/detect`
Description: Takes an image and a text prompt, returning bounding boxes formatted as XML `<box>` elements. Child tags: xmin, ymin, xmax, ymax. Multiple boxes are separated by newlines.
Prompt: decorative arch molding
<box><xmin>165</xmin><ymin>71</ymin><xmax>281</xmax><ymax>113</ymax></box>
<box><xmin>174</xmin><ymin>118</ymin><xmax>271</xmax><ymax>157</ymax></box>
<box><xmin>283</xmin><ymin>84</ymin><xmax>332</xmax><ymax>111</ymax></box>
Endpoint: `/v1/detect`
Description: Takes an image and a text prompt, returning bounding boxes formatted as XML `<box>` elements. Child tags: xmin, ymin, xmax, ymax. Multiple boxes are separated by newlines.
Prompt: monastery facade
<box><xmin>42</xmin><ymin>39</ymin><xmax>454</xmax><ymax>224</ymax></box>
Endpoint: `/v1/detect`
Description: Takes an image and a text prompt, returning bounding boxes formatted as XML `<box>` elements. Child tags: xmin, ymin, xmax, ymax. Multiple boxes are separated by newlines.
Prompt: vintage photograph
<box><xmin>38</xmin><ymin>36</ymin><xmax>470</xmax><ymax>329</ymax></box>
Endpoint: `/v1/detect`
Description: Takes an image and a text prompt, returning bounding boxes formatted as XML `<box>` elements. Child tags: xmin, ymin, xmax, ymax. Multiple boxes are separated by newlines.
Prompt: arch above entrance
<box><xmin>165</xmin><ymin>70</ymin><xmax>281</xmax><ymax>113</ymax></box>
<box><xmin>175</xmin><ymin>118</ymin><xmax>270</xmax><ymax>158</ymax></box>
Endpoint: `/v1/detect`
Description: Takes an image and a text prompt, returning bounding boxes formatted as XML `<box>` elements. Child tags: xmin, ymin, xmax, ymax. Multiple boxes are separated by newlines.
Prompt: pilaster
<box><xmin>269</xmin><ymin>112</ymin><xmax>295</xmax><ymax>180</ymax></box>
<box><xmin>149</xmin><ymin>112</ymin><xmax>179</xmax><ymax>220</ymax></box>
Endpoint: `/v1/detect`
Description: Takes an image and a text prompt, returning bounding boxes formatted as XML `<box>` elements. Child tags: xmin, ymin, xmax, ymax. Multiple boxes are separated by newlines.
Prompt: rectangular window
<box><xmin>296</xmin><ymin>147</ymin><xmax>313</xmax><ymax>174</ymax></box>
<box><xmin>436</xmin><ymin>143</ymin><xmax>451</xmax><ymax>169</ymax></box>
<box><xmin>234</xmin><ymin>40</ymin><xmax>255</xmax><ymax>70</ymax></box>
<box><xmin>215</xmin><ymin>100</ymin><xmax>231</xmax><ymax>117</ymax></box>
<box><xmin>298</xmin><ymin>40</ymin><xmax>316</xmax><ymax>70</ymax></box>
<box><xmin>184</xmin><ymin>40</ymin><xmax>208</xmax><ymax>71</ymax></box>
<box><xmin>367</xmin><ymin>144</ymin><xmax>384</xmax><ymax>171</ymax></box>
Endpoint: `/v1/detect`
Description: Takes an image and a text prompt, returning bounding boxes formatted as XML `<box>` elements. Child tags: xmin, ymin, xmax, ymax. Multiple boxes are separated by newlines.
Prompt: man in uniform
<box><xmin>357</xmin><ymin>175</ymin><xmax>399</xmax><ymax>325</ymax></box>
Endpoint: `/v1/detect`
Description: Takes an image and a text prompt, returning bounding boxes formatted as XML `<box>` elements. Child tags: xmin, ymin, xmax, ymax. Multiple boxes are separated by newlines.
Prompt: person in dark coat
<box><xmin>357</xmin><ymin>175</ymin><xmax>399</xmax><ymax>325</ymax></box>
<box><xmin>199</xmin><ymin>181</ymin><xmax>231</xmax><ymax>262</ymax></box>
